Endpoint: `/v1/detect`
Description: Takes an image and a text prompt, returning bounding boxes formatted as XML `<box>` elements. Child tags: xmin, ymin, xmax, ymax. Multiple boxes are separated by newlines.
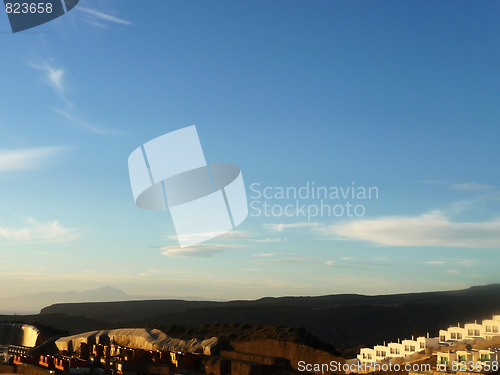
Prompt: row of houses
<box><xmin>9</xmin><ymin>341</ymin><xmax>201</xmax><ymax>375</ymax></box>
<box><xmin>439</xmin><ymin>315</ymin><xmax>500</xmax><ymax>342</ymax></box>
<box><xmin>358</xmin><ymin>335</ymin><xmax>439</xmax><ymax>363</ymax></box>
<box><xmin>357</xmin><ymin>314</ymin><xmax>500</xmax><ymax>363</ymax></box>
<box><xmin>3</xmin><ymin>338</ymin><xmax>288</xmax><ymax>375</ymax></box>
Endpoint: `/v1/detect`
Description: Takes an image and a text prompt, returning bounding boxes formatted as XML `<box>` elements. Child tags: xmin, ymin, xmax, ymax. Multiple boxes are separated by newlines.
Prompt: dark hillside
<box><xmin>28</xmin><ymin>284</ymin><xmax>500</xmax><ymax>355</ymax></box>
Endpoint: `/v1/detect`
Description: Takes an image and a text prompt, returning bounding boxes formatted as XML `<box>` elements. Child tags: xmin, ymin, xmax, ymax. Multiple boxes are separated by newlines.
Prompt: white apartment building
<box><xmin>417</xmin><ymin>335</ymin><xmax>439</xmax><ymax>350</ymax></box>
<box><xmin>373</xmin><ymin>344</ymin><xmax>389</xmax><ymax>361</ymax></box>
<box><xmin>357</xmin><ymin>348</ymin><xmax>375</xmax><ymax>363</ymax></box>
<box><xmin>387</xmin><ymin>341</ymin><xmax>404</xmax><ymax>358</ymax></box>
<box><xmin>402</xmin><ymin>338</ymin><xmax>419</xmax><ymax>356</ymax></box>
<box><xmin>482</xmin><ymin>315</ymin><xmax>500</xmax><ymax>339</ymax></box>
<box><xmin>464</xmin><ymin>322</ymin><xmax>484</xmax><ymax>339</ymax></box>
<box><xmin>439</xmin><ymin>324</ymin><xmax>466</xmax><ymax>342</ymax></box>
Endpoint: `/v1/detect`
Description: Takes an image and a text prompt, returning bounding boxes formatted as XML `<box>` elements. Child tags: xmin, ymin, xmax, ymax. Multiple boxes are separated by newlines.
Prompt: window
<box><xmin>480</xmin><ymin>354</ymin><xmax>490</xmax><ymax>362</ymax></box>
<box><xmin>493</xmin><ymin>326</ymin><xmax>499</xmax><ymax>333</ymax></box>
<box><xmin>474</xmin><ymin>329</ymin><xmax>480</xmax><ymax>336</ymax></box>
<box><xmin>440</xmin><ymin>335</ymin><xmax>446</xmax><ymax>341</ymax></box>
<box><xmin>486</xmin><ymin>326</ymin><xmax>492</xmax><ymax>333</ymax></box>
<box><xmin>457</xmin><ymin>333</ymin><xmax>463</xmax><ymax>339</ymax></box>
<box><xmin>405</xmin><ymin>345</ymin><xmax>409</xmax><ymax>351</ymax></box>
<box><xmin>468</xmin><ymin>329</ymin><xmax>473</xmax><ymax>336</ymax></box>
<box><xmin>420</xmin><ymin>343</ymin><xmax>425</xmax><ymax>349</ymax></box>
<box><xmin>410</xmin><ymin>345</ymin><xmax>415</xmax><ymax>351</ymax></box>
<box><xmin>451</xmin><ymin>332</ymin><xmax>457</xmax><ymax>339</ymax></box>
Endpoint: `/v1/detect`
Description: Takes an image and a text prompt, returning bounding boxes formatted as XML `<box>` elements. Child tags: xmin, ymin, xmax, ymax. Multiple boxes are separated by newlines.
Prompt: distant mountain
<box><xmin>0</xmin><ymin>286</ymin><xmax>130</xmax><ymax>314</ymax></box>
<box><xmin>34</xmin><ymin>284</ymin><xmax>500</xmax><ymax>356</ymax></box>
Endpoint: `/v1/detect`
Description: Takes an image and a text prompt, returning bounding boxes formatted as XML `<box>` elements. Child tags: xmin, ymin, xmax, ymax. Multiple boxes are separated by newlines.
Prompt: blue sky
<box><xmin>0</xmin><ymin>0</ymin><xmax>499</xmax><ymax>302</ymax></box>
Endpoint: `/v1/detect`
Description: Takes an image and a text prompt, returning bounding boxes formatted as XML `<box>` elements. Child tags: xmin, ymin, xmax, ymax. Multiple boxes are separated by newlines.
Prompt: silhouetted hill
<box><xmin>0</xmin><ymin>286</ymin><xmax>131</xmax><ymax>314</ymax></box>
<box><xmin>20</xmin><ymin>284</ymin><xmax>500</xmax><ymax>356</ymax></box>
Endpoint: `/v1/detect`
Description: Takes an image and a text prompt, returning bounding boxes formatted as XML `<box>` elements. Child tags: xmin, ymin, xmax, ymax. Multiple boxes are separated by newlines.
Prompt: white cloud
<box><xmin>161</xmin><ymin>243</ymin><xmax>246</xmax><ymax>258</ymax></box>
<box><xmin>447</xmin><ymin>269</ymin><xmax>461</xmax><ymax>275</ymax></box>
<box><xmin>451</xmin><ymin>183</ymin><xmax>493</xmax><ymax>191</ymax></box>
<box><xmin>420</xmin><ymin>180</ymin><xmax>493</xmax><ymax>192</ymax></box>
<box><xmin>251</xmin><ymin>252</ymin><xmax>333</xmax><ymax>267</ymax></box>
<box><xmin>164</xmin><ymin>229</ymin><xmax>283</xmax><ymax>252</ymax></box>
<box><xmin>29</xmin><ymin>62</ymin><xmax>66</xmax><ymax>94</ymax></box>
<box><xmin>0</xmin><ymin>218</ymin><xmax>80</xmax><ymax>244</ymax></box>
<box><xmin>0</xmin><ymin>147</ymin><xmax>67</xmax><ymax>171</ymax></box>
<box><xmin>48</xmin><ymin>69</ymin><xmax>64</xmax><ymax>91</ymax></box>
<box><xmin>251</xmin><ymin>238</ymin><xmax>286</xmax><ymax>243</ymax></box>
<box><xmin>427</xmin><ymin>261</ymin><xmax>445</xmax><ymax>265</ymax></box>
<box><xmin>254</xmin><ymin>252</ymin><xmax>293</xmax><ymax>258</ymax></box>
<box><xmin>457</xmin><ymin>259</ymin><xmax>476</xmax><ymax>267</ymax></box>
<box><xmin>264</xmin><ymin>222</ymin><xmax>318</xmax><ymax>232</ymax></box>
<box><xmin>319</xmin><ymin>210</ymin><xmax>500</xmax><ymax>248</ymax></box>
<box><xmin>166</xmin><ymin>230</ymin><xmax>250</xmax><ymax>243</ymax></box>
<box><xmin>77</xmin><ymin>7</ymin><xmax>132</xmax><ymax>26</ymax></box>
<box><xmin>251</xmin><ymin>253</ymin><xmax>307</xmax><ymax>264</ymax></box>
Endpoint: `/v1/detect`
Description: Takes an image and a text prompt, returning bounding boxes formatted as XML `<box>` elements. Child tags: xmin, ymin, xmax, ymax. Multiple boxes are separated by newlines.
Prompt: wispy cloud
<box><xmin>457</xmin><ymin>259</ymin><xmax>477</xmax><ymax>267</ymax></box>
<box><xmin>29</xmin><ymin>62</ymin><xmax>66</xmax><ymax>94</ymax></box>
<box><xmin>163</xmin><ymin>230</ymin><xmax>283</xmax><ymax>257</ymax></box>
<box><xmin>0</xmin><ymin>218</ymin><xmax>80</xmax><ymax>244</ymax></box>
<box><xmin>251</xmin><ymin>252</ymin><xmax>335</xmax><ymax>267</ymax></box>
<box><xmin>52</xmin><ymin>109</ymin><xmax>118</xmax><ymax>135</ymax></box>
<box><xmin>426</xmin><ymin>259</ymin><xmax>477</xmax><ymax>267</ymax></box>
<box><xmin>77</xmin><ymin>7</ymin><xmax>132</xmax><ymax>27</ymax></box>
<box><xmin>251</xmin><ymin>238</ymin><xmax>286</xmax><ymax>243</ymax></box>
<box><xmin>0</xmin><ymin>147</ymin><xmax>68</xmax><ymax>171</ymax></box>
<box><xmin>264</xmin><ymin>222</ymin><xmax>319</xmax><ymax>232</ymax></box>
<box><xmin>253</xmin><ymin>252</ymin><xmax>305</xmax><ymax>264</ymax></box>
<box><xmin>29</xmin><ymin>61</ymin><xmax>120</xmax><ymax>136</ymax></box>
<box><xmin>451</xmin><ymin>183</ymin><xmax>493</xmax><ymax>192</ymax></box>
<box><xmin>420</xmin><ymin>180</ymin><xmax>493</xmax><ymax>192</ymax></box>
<box><xmin>161</xmin><ymin>243</ymin><xmax>246</xmax><ymax>258</ymax></box>
<box><xmin>318</xmin><ymin>210</ymin><xmax>500</xmax><ymax>248</ymax></box>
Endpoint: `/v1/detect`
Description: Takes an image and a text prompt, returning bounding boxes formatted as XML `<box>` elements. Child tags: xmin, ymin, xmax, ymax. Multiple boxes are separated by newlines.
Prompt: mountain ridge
<box><xmin>3</xmin><ymin>284</ymin><xmax>500</xmax><ymax>357</ymax></box>
<box><xmin>36</xmin><ymin>284</ymin><xmax>500</xmax><ymax>355</ymax></box>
